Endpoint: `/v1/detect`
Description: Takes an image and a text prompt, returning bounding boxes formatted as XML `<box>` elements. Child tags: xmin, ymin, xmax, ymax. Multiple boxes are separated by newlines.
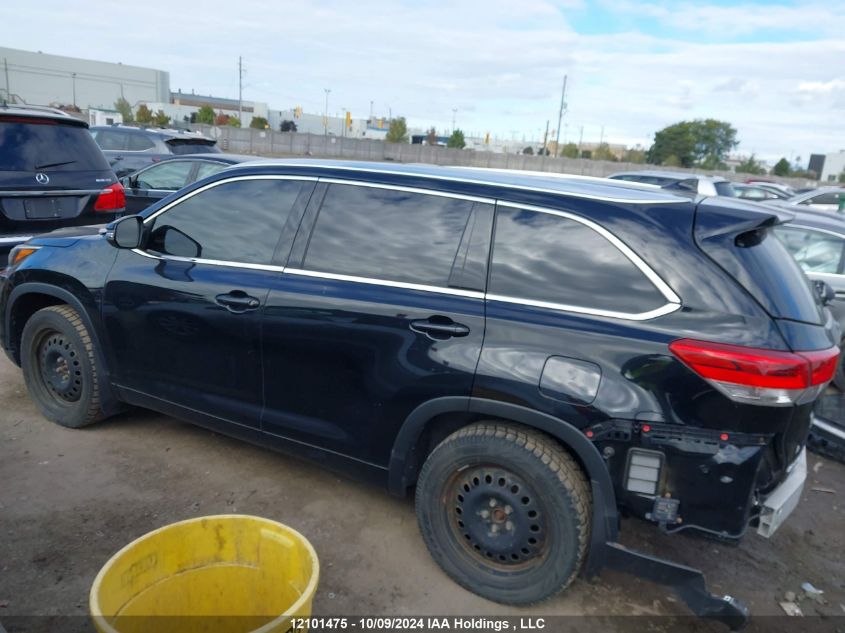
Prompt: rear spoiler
<box><xmin>694</xmin><ymin>197</ymin><xmax>794</xmax><ymax>244</ymax></box>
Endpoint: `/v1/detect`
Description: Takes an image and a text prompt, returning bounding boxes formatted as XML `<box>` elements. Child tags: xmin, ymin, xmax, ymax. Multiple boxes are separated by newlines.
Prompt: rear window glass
<box><xmin>0</xmin><ymin>119</ymin><xmax>110</xmax><ymax>171</ymax></box>
<box><xmin>714</xmin><ymin>181</ymin><xmax>737</xmax><ymax>197</ymax></box>
<box><xmin>166</xmin><ymin>140</ymin><xmax>220</xmax><ymax>155</ymax></box>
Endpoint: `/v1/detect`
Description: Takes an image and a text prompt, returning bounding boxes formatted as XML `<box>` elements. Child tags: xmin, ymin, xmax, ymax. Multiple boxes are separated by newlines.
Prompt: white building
<box><xmin>819</xmin><ymin>150</ymin><xmax>845</xmax><ymax>183</ymax></box>
<box><xmin>0</xmin><ymin>46</ymin><xmax>169</xmax><ymax>109</ymax></box>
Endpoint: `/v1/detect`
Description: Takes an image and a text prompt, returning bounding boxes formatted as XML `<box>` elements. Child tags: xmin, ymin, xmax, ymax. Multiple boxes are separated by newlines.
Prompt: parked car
<box><xmin>120</xmin><ymin>154</ymin><xmax>255</xmax><ymax>214</ymax></box>
<box><xmin>734</xmin><ymin>183</ymin><xmax>790</xmax><ymax>201</ymax></box>
<box><xmin>774</xmin><ymin>209</ymin><xmax>845</xmax><ymax>461</ymax></box>
<box><xmin>0</xmin><ymin>104</ymin><xmax>124</xmax><ymax>258</ymax></box>
<box><xmin>89</xmin><ymin>125</ymin><xmax>220</xmax><ymax>178</ymax></box>
<box><xmin>2</xmin><ymin>160</ymin><xmax>838</xmax><ymax>628</ymax></box>
<box><xmin>608</xmin><ymin>170</ymin><xmax>736</xmax><ymax>197</ymax></box>
<box><xmin>772</xmin><ymin>187</ymin><xmax>845</xmax><ymax>212</ymax></box>
<box><xmin>744</xmin><ymin>179</ymin><xmax>795</xmax><ymax>198</ymax></box>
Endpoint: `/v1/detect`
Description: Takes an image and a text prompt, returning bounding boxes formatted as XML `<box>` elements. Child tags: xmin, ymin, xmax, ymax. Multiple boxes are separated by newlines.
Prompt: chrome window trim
<box><xmin>318</xmin><ymin>178</ymin><xmax>494</xmax><ymax>204</ymax></box>
<box><xmin>243</xmin><ymin>162</ymin><xmax>682</xmax><ymax>205</ymax></box>
<box><xmin>284</xmin><ymin>268</ymin><xmax>485</xmax><ymax>300</ymax></box>
<box><xmin>129</xmin><ymin>248</ymin><xmax>286</xmax><ymax>272</ymax></box>
<box><xmin>142</xmin><ymin>174</ymin><xmax>318</xmax><ymax>223</ymax></box>
<box><xmin>786</xmin><ymin>224</ymin><xmax>845</xmax><ymax>241</ymax></box>
<box><xmin>485</xmin><ymin>294</ymin><xmax>681</xmax><ymax>322</ymax></box>
<box><xmin>494</xmin><ymin>201</ymin><xmax>682</xmax><ymax>309</ymax></box>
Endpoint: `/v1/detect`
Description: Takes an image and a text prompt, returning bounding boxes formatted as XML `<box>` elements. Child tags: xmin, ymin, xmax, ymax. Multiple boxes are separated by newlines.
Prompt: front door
<box><xmin>102</xmin><ymin>175</ymin><xmax>315</xmax><ymax>426</ymax></box>
<box><xmin>123</xmin><ymin>160</ymin><xmax>195</xmax><ymax>214</ymax></box>
<box><xmin>261</xmin><ymin>182</ymin><xmax>493</xmax><ymax>464</ymax></box>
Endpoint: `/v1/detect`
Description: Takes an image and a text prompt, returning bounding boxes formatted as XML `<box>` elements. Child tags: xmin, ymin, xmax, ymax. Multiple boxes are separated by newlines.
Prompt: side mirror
<box><xmin>107</xmin><ymin>215</ymin><xmax>144</xmax><ymax>249</ymax></box>
<box><xmin>813</xmin><ymin>279</ymin><xmax>836</xmax><ymax>306</ymax></box>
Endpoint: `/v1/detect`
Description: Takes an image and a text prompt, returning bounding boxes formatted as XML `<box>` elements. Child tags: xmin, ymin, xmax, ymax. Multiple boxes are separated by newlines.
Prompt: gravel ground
<box><xmin>1</xmin><ymin>354</ymin><xmax>843</xmax><ymax>632</ymax></box>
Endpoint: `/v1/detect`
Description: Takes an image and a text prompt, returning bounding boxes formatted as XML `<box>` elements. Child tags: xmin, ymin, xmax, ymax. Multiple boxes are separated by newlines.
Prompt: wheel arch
<box><xmin>6</xmin><ymin>282</ymin><xmax>123</xmax><ymax>415</ymax></box>
<box><xmin>388</xmin><ymin>397</ymin><xmax>620</xmax><ymax>574</ymax></box>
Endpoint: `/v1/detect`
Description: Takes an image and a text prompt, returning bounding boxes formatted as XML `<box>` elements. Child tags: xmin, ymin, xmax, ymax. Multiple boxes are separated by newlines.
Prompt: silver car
<box><xmin>608</xmin><ymin>170</ymin><xmax>736</xmax><ymax>197</ymax></box>
<box><xmin>773</xmin><ymin>187</ymin><xmax>845</xmax><ymax>213</ymax></box>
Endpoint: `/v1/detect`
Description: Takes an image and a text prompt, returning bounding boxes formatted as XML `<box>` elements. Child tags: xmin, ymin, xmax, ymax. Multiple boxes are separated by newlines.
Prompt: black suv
<box><xmin>1</xmin><ymin>161</ymin><xmax>837</xmax><ymax>627</ymax></box>
<box><xmin>90</xmin><ymin>125</ymin><xmax>220</xmax><ymax>178</ymax></box>
<box><xmin>0</xmin><ymin>105</ymin><xmax>124</xmax><ymax>257</ymax></box>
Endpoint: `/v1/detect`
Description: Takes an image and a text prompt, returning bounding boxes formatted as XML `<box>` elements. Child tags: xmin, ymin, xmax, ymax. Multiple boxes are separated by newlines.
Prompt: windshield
<box><xmin>0</xmin><ymin>118</ymin><xmax>111</xmax><ymax>172</ymax></box>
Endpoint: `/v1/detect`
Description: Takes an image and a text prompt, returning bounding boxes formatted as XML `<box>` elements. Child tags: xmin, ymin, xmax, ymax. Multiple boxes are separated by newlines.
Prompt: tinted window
<box><xmin>714</xmin><ymin>181</ymin><xmax>737</xmax><ymax>197</ymax></box>
<box><xmin>92</xmin><ymin>129</ymin><xmax>126</xmax><ymax>151</ymax></box>
<box><xmin>134</xmin><ymin>161</ymin><xmax>193</xmax><ymax>190</ymax></box>
<box><xmin>167</xmin><ymin>140</ymin><xmax>220</xmax><ymax>155</ymax></box>
<box><xmin>489</xmin><ymin>207</ymin><xmax>666</xmax><ymax>314</ymax></box>
<box><xmin>303</xmin><ymin>184</ymin><xmax>474</xmax><ymax>287</ymax></box>
<box><xmin>0</xmin><ymin>119</ymin><xmax>111</xmax><ymax>171</ymax></box>
<box><xmin>775</xmin><ymin>227</ymin><xmax>845</xmax><ymax>274</ymax></box>
<box><xmin>805</xmin><ymin>193</ymin><xmax>843</xmax><ymax>206</ymax></box>
<box><xmin>195</xmin><ymin>162</ymin><xmax>227</xmax><ymax>181</ymax></box>
<box><xmin>128</xmin><ymin>133</ymin><xmax>156</xmax><ymax>151</ymax></box>
<box><xmin>147</xmin><ymin>179</ymin><xmax>305</xmax><ymax>264</ymax></box>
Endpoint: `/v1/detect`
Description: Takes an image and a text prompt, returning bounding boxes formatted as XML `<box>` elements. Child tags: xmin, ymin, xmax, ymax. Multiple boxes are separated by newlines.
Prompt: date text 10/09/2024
<box><xmin>288</xmin><ymin>617</ymin><xmax>547</xmax><ymax>631</ymax></box>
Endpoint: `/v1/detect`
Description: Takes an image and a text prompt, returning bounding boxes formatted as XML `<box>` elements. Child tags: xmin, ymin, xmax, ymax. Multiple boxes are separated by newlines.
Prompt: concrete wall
<box><xmin>194</xmin><ymin>125</ymin><xmax>818</xmax><ymax>188</ymax></box>
<box><xmin>1</xmin><ymin>46</ymin><xmax>169</xmax><ymax>110</ymax></box>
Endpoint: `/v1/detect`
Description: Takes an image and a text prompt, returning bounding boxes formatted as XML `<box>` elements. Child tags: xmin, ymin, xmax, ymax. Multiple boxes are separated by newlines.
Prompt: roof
<box><xmin>609</xmin><ymin>169</ymin><xmax>730</xmax><ymax>183</ymax></box>
<box><xmin>0</xmin><ymin>103</ymin><xmax>87</xmax><ymax>126</ymax></box>
<box><xmin>231</xmin><ymin>159</ymin><xmax>689</xmax><ymax>205</ymax></box>
<box><xmin>160</xmin><ymin>153</ymin><xmax>256</xmax><ymax>164</ymax></box>
<box><xmin>785</xmin><ymin>208</ymin><xmax>845</xmax><ymax>235</ymax></box>
<box><xmin>90</xmin><ymin>124</ymin><xmax>215</xmax><ymax>141</ymax></box>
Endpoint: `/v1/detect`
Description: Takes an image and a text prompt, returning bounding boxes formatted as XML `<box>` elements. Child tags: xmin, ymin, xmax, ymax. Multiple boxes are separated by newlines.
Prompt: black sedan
<box><xmin>120</xmin><ymin>154</ymin><xmax>256</xmax><ymax>214</ymax></box>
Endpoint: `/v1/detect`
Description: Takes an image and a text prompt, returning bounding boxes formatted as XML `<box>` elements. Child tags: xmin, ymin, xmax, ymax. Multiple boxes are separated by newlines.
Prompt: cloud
<box><xmin>0</xmin><ymin>0</ymin><xmax>843</xmax><ymax>160</ymax></box>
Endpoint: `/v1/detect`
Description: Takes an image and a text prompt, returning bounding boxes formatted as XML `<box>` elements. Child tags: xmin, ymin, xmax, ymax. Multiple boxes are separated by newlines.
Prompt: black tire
<box><xmin>415</xmin><ymin>422</ymin><xmax>591</xmax><ymax>605</ymax></box>
<box><xmin>20</xmin><ymin>305</ymin><xmax>103</xmax><ymax>428</ymax></box>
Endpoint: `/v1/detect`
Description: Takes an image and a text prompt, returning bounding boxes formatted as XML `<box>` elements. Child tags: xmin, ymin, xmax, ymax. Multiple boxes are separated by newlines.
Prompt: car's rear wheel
<box><xmin>415</xmin><ymin>422</ymin><xmax>591</xmax><ymax>605</ymax></box>
<box><xmin>21</xmin><ymin>305</ymin><xmax>103</xmax><ymax>428</ymax></box>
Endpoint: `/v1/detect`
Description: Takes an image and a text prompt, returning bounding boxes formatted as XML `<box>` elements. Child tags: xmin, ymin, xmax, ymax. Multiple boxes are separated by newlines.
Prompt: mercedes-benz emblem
<box><xmin>35</xmin><ymin>173</ymin><xmax>50</xmax><ymax>185</ymax></box>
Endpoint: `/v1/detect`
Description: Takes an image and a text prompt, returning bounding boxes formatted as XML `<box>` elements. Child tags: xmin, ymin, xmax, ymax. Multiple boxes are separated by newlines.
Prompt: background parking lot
<box><xmin>1</xmin><ymin>354</ymin><xmax>843</xmax><ymax>631</ymax></box>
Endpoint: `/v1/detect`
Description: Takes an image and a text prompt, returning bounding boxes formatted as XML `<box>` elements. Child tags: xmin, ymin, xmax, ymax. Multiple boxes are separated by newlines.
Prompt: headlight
<box><xmin>8</xmin><ymin>245</ymin><xmax>40</xmax><ymax>268</ymax></box>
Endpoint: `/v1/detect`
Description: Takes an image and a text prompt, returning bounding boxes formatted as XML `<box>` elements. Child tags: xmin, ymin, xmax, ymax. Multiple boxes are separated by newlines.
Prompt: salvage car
<box><xmin>120</xmin><ymin>154</ymin><xmax>254</xmax><ymax>214</ymax></box>
<box><xmin>0</xmin><ymin>104</ymin><xmax>124</xmax><ymax>258</ymax></box>
<box><xmin>90</xmin><ymin>125</ymin><xmax>220</xmax><ymax>178</ymax></box>
<box><xmin>1</xmin><ymin>160</ymin><xmax>838</xmax><ymax>628</ymax></box>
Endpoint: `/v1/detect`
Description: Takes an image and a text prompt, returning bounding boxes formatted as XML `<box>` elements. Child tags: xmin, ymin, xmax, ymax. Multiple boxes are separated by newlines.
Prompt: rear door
<box><xmin>102</xmin><ymin>175</ymin><xmax>316</xmax><ymax>427</ymax></box>
<box><xmin>260</xmin><ymin>181</ymin><xmax>492</xmax><ymax>465</ymax></box>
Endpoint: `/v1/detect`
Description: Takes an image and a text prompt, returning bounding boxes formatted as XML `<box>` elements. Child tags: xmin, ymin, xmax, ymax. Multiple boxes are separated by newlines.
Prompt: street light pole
<box><xmin>554</xmin><ymin>75</ymin><xmax>567</xmax><ymax>157</ymax></box>
<box><xmin>324</xmin><ymin>88</ymin><xmax>331</xmax><ymax>136</ymax></box>
<box><xmin>452</xmin><ymin>108</ymin><xmax>457</xmax><ymax>133</ymax></box>
<box><xmin>71</xmin><ymin>72</ymin><xmax>77</xmax><ymax>108</ymax></box>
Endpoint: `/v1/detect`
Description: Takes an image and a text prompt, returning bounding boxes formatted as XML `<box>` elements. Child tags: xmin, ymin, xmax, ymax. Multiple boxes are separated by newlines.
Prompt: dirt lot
<box><xmin>1</xmin><ymin>354</ymin><xmax>844</xmax><ymax>632</ymax></box>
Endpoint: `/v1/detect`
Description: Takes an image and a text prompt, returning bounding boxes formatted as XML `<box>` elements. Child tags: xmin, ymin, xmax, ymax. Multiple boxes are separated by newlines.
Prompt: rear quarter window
<box><xmin>489</xmin><ymin>206</ymin><xmax>673</xmax><ymax>318</ymax></box>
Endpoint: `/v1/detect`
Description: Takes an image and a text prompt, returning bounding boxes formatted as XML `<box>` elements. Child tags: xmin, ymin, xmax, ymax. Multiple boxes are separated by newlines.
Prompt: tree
<box><xmin>447</xmin><ymin>129</ymin><xmax>466</xmax><ymax>149</ymax></box>
<box><xmin>559</xmin><ymin>142</ymin><xmax>579</xmax><ymax>159</ymax></box>
<box><xmin>135</xmin><ymin>104</ymin><xmax>153</xmax><ymax>124</ymax></box>
<box><xmin>250</xmin><ymin>116</ymin><xmax>269</xmax><ymax>129</ymax></box>
<box><xmin>196</xmin><ymin>105</ymin><xmax>215</xmax><ymax>125</ymax></box>
<box><xmin>735</xmin><ymin>154</ymin><xmax>766</xmax><ymax>175</ymax></box>
<box><xmin>593</xmin><ymin>143</ymin><xmax>617</xmax><ymax>162</ymax></box>
<box><xmin>228</xmin><ymin>116</ymin><xmax>241</xmax><ymax>128</ymax></box>
<box><xmin>622</xmin><ymin>147</ymin><xmax>647</xmax><ymax>164</ymax></box>
<box><xmin>280</xmin><ymin>120</ymin><xmax>297</xmax><ymax>132</ymax></box>
<box><xmin>647</xmin><ymin>119</ymin><xmax>737</xmax><ymax>168</ymax></box>
<box><xmin>773</xmin><ymin>157</ymin><xmax>791</xmax><ymax>177</ymax></box>
<box><xmin>522</xmin><ymin>146</ymin><xmax>534</xmax><ymax>155</ymax></box>
<box><xmin>839</xmin><ymin>172</ymin><xmax>845</xmax><ymax>184</ymax></box>
<box><xmin>153</xmin><ymin>109</ymin><xmax>170</xmax><ymax>126</ymax></box>
<box><xmin>385</xmin><ymin>117</ymin><xmax>408</xmax><ymax>143</ymax></box>
<box><xmin>426</xmin><ymin>127</ymin><xmax>438</xmax><ymax>146</ymax></box>
<box><xmin>114</xmin><ymin>97</ymin><xmax>134</xmax><ymax>124</ymax></box>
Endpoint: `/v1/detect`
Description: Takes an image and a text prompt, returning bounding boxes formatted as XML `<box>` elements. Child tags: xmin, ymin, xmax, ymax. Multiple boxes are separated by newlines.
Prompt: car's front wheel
<box><xmin>21</xmin><ymin>305</ymin><xmax>103</xmax><ymax>428</ymax></box>
<box><xmin>415</xmin><ymin>422</ymin><xmax>591</xmax><ymax>605</ymax></box>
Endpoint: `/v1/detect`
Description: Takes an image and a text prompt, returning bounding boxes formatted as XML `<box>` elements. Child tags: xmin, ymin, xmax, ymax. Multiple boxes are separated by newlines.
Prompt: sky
<box><xmin>1</xmin><ymin>0</ymin><xmax>843</xmax><ymax>162</ymax></box>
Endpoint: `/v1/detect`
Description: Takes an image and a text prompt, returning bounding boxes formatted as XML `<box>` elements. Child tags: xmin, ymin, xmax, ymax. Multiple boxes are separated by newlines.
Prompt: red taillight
<box><xmin>669</xmin><ymin>339</ymin><xmax>839</xmax><ymax>406</ymax></box>
<box><xmin>94</xmin><ymin>182</ymin><xmax>125</xmax><ymax>212</ymax></box>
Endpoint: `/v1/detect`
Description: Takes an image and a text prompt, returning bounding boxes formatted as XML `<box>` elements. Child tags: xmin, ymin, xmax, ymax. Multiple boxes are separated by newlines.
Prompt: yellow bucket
<box><xmin>89</xmin><ymin>514</ymin><xmax>319</xmax><ymax>633</ymax></box>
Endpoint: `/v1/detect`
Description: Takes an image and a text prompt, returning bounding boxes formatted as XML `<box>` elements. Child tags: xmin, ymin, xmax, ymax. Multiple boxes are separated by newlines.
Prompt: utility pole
<box><xmin>369</xmin><ymin>100</ymin><xmax>374</xmax><ymax>120</ymax></box>
<box><xmin>554</xmin><ymin>75</ymin><xmax>567</xmax><ymax>157</ymax></box>
<box><xmin>71</xmin><ymin>72</ymin><xmax>77</xmax><ymax>108</ymax></box>
<box><xmin>578</xmin><ymin>125</ymin><xmax>584</xmax><ymax>153</ymax></box>
<box><xmin>324</xmin><ymin>88</ymin><xmax>331</xmax><ymax>135</ymax></box>
<box><xmin>238</xmin><ymin>56</ymin><xmax>243</xmax><ymax>124</ymax></box>
<box><xmin>452</xmin><ymin>108</ymin><xmax>457</xmax><ymax>133</ymax></box>
<box><xmin>4</xmin><ymin>58</ymin><xmax>10</xmax><ymax>102</ymax></box>
<box><xmin>599</xmin><ymin>125</ymin><xmax>605</xmax><ymax>146</ymax></box>
<box><xmin>542</xmin><ymin>120</ymin><xmax>549</xmax><ymax>155</ymax></box>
